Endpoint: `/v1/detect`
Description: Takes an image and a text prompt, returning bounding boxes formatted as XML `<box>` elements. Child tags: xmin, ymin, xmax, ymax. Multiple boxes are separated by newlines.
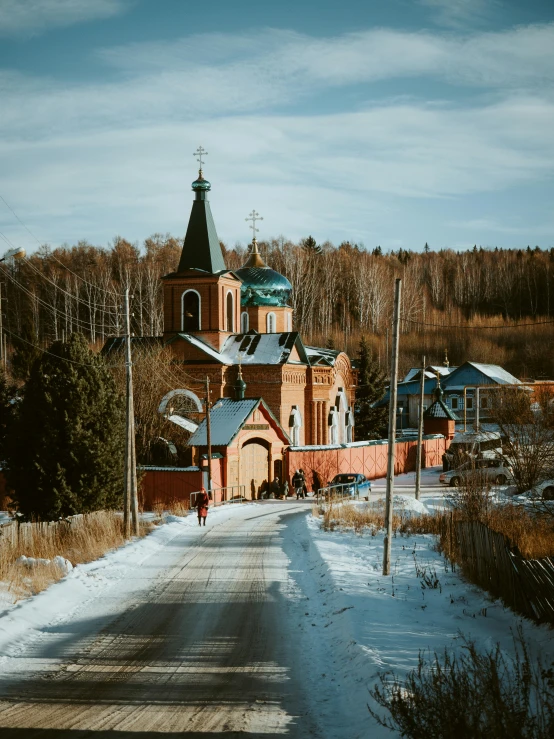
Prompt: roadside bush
<box><xmin>369</xmin><ymin>632</ymin><xmax>554</xmax><ymax>739</ymax></box>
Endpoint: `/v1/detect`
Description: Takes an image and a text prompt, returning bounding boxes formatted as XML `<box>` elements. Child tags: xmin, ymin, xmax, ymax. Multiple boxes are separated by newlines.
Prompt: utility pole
<box><xmin>415</xmin><ymin>354</ymin><xmax>426</xmax><ymax>501</ymax></box>
<box><xmin>205</xmin><ymin>376</ymin><xmax>213</xmax><ymax>501</ymax></box>
<box><xmin>383</xmin><ymin>278</ymin><xmax>402</xmax><ymax>576</ymax></box>
<box><xmin>0</xmin><ymin>280</ymin><xmax>3</xmax><ymax>368</ymax></box>
<box><xmin>123</xmin><ymin>289</ymin><xmax>138</xmax><ymax>538</ymax></box>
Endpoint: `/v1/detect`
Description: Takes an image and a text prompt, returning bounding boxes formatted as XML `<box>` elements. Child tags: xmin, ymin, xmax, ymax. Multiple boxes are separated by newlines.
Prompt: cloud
<box><xmin>419</xmin><ymin>0</ymin><xmax>500</xmax><ymax>28</ymax></box>
<box><xmin>0</xmin><ymin>23</ymin><xmax>553</xmax><ymax>250</ymax></box>
<box><xmin>0</xmin><ymin>0</ymin><xmax>129</xmax><ymax>36</ymax></box>
<box><xmin>97</xmin><ymin>24</ymin><xmax>554</xmax><ymax>92</ymax></box>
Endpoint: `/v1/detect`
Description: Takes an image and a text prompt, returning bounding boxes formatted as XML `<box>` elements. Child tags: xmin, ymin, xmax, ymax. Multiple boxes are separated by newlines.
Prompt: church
<box><xmin>119</xmin><ymin>154</ymin><xmax>356</xmax><ymax>495</ymax></box>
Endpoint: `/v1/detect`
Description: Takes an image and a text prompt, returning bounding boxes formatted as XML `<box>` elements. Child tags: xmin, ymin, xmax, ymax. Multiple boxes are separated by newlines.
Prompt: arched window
<box><xmin>345</xmin><ymin>407</ymin><xmax>354</xmax><ymax>443</ymax></box>
<box><xmin>328</xmin><ymin>407</ymin><xmax>339</xmax><ymax>445</ymax></box>
<box><xmin>288</xmin><ymin>405</ymin><xmax>302</xmax><ymax>446</ymax></box>
<box><xmin>241</xmin><ymin>311</ymin><xmax>249</xmax><ymax>333</ymax></box>
<box><xmin>226</xmin><ymin>291</ymin><xmax>234</xmax><ymax>333</ymax></box>
<box><xmin>181</xmin><ymin>290</ymin><xmax>201</xmax><ymax>332</ymax></box>
<box><xmin>267</xmin><ymin>312</ymin><xmax>276</xmax><ymax>333</ymax></box>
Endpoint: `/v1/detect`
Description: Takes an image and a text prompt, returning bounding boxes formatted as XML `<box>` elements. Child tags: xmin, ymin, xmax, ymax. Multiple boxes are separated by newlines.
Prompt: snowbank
<box><xmin>284</xmin><ymin>511</ymin><xmax>554</xmax><ymax>739</ymax></box>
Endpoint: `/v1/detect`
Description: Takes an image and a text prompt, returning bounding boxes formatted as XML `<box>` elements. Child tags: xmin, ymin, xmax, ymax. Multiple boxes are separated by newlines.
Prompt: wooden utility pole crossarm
<box><xmin>383</xmin><ymin>278</ymin><xmax>402</xmax><ymax>576</ymax></box>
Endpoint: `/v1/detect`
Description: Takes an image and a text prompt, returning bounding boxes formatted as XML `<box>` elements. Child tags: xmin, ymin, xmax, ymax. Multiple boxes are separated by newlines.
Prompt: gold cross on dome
<box><xmin>245</xmin><ymin>209</ymin><xmax>263</xmax><ymax>239</ymax></box>
<box><xmin>193</xmin><ymin>145</ymin><xmax>208</xmax><ymax>171</ymax></box>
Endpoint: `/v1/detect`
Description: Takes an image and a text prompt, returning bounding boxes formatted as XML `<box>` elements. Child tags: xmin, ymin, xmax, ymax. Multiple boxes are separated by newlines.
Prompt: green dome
<box><xmin>191</xmin><ymin>172</ymin><xmax>211</xmax><ymax>191</ymax></box>
<box><xmin>236</xmin><ymin>265</ymin><xmax>292</xmax><ymax>307</ymax></box>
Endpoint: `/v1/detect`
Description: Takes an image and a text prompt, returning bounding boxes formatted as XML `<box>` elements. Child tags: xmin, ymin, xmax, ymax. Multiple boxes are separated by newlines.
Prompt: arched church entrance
<box><xmin>240</xmin><ymin>438</ymin><xmax>270</xmax><ymax>500</ymax></box>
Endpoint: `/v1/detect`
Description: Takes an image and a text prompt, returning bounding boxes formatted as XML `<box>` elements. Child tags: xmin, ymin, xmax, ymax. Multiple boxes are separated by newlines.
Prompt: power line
<box><xmin>1</xmin><ymin>326</ymin><xmax>124</xmax><ymax>370</ymax></box>
<box><xmin>0</xmin><ymin>194</ymin><xmax>120</xmax><ymax>298</ymax></box>
<box><xmin>1</xmin><ymin>267</ymin><xmax>119</xmax><ymax>335</ymax></box>
<box><xmin>400</xmin><ymin>316</ymin><xmax>554</xmax><ymax>330</ymax></box>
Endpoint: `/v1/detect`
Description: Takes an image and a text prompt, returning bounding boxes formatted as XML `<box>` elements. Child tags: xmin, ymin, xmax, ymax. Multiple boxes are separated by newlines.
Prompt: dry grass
<box><xmin>0</xmin><ymin>511</ymin><xmax>154</xmax><ymax>604</ymax></box>
<box><xmin>315</xmin><ymin>499</ymin><xmax>554</xmax><ymax>560</ymax></box>
<box><xmin>151</xmin><ymin>499</ymin><xmax>191</xmax><ymax>517</ymax></box>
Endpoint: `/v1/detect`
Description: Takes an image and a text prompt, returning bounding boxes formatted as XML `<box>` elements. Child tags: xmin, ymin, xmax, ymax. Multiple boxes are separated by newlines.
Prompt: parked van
<box><xmin>444</xmin><ymin>431</ymin><xmax>503</xmax><ymax>469</ymax></box>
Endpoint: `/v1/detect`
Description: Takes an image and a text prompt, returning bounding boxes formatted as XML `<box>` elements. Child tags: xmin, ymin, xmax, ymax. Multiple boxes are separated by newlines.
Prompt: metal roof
<box><xmin>187</xmin><ymin>397</ymin><xmax>289</xmax><ymax>447</ymax></box>
<box><xmin>305</xmin><ymin>346</ymin><xmax>340</xmax><ymax>366</ymax></box>
<box><xmin>177</xmin><ymin>178</ymin><xmax>226</xmax><ymax>274</ymax></box>
<box><xmin>236</xmin><ymin>266</ymin><xmax>292</xmax><ymax>307</ymax></box>
<box><xmin>423</xmin><ymin>398</ymin><xmax>459</xmax><ymax>421</ymax></box>
<box><xmin>443</xmin><ymin>362</ymin><xmax>521</xmax><ymax>387</ymax></box>
<box><xmin>221</xmin><ymin>332</ymin><xmax>308</xmax><ymax>365</ymax></box>
<box><xmin>404</xmin><ymin>365</ymin><xmax>455</xmax><ymax>382</ymax></box>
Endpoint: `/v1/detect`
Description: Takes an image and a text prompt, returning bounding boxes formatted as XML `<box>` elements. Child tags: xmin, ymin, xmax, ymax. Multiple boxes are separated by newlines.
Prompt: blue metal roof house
<box><xmin>378</xmin><ymin>361</ymin><xmax>521</xmax><ymax>431</ymax></box>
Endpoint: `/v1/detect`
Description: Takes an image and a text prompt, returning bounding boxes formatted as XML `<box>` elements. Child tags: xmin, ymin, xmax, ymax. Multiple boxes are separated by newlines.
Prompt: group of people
<box><xmin>195</xmin><ymin>468</ymin><xmax>323</xmax><ymax>521</ymax></box>
<box><xmin>292</xmin><ymin>469</ymin><xmax>308</xmax><ymax>499</ymax></box>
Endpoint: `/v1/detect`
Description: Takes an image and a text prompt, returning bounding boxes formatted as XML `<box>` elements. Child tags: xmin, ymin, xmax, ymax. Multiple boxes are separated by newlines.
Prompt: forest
<box><xmin>1</xmin><ymin>234</ymin><xmax>553</xmax><ymax>380</ymax></box>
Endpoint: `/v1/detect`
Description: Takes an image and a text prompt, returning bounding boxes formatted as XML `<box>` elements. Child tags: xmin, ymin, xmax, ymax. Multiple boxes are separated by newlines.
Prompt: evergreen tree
<box><xmin>325</xmin><ymin>335</ymin><xmax>335</xmax><ymax>350</ymax></box>
<box><xmin>355</xmin><ymin>336</ymin><xmax>388</xmax><ymax>440</ymax></box>
<box><xmin>302</xmin><ymin>235</ymin><xmax>322</xmax><ymax>255</ymax></box>
<box><xmin>0</xmin><ymin>370</ymin><xmax>17</xmax><ymax>467</ymax></box>
<box><xmin>5</xmin><ymin>333</ymin><xmax>125</xmax><ymax>520</ymax></box>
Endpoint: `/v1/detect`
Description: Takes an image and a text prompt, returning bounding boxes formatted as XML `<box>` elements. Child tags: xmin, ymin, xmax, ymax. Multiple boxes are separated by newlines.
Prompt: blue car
<box><xmin>329</xmin><ymin>473</ymin><xmax>371</xmax><ymax>497</ymax></box>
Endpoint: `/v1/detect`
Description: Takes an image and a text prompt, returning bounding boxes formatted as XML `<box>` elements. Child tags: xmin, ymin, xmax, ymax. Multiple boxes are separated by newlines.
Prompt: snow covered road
<box><xmin>0</xmin><ymin>504</ymin><xmax>327</xmax><ymax>737</ymax></box>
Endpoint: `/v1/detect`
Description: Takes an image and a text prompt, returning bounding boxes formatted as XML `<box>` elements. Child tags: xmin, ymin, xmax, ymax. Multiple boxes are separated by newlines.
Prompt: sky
<box><xmin>0</xmin><ymin>0</ymin><xmax>553</xmax><ymax>254</ymax></box>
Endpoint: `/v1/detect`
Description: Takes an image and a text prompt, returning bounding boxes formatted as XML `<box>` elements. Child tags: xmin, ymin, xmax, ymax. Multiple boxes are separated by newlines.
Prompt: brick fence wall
<box><xmin>287</xmin><ymin>435</ymin><xmax>447</xmax><ymax>489</ymax></box>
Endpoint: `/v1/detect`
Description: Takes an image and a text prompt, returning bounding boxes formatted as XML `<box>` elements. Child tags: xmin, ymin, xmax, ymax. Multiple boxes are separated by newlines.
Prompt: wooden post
<box><xmin>383</xmin><ymin>278</ymin><xmax>402</xmax><ymax>576</ymax></box>
<box><xmin>123</xmin><ymin>289</ymin><xmax>132</xmax><ymax>539</ymax></box>
<box><xmin>415</xmin><ymin>354</ymin><xmax>426</xmax><ymax>500</ymax></box>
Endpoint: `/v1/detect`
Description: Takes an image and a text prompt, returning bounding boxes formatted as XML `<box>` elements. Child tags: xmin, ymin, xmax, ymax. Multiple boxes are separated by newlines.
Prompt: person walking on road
<box><xmin>196</xmin><ymin>488</ymin><xmax>210</xmax><ymax>526</ymax></box>
<box><xmin>292</xmin><ymin>469</ymin><xmax>305</xmax><ymax>499</ymax></box>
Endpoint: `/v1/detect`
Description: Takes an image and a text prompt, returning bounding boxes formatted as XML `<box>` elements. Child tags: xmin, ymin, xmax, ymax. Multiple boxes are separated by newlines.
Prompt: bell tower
<box><xmin>162</xmin><ymin>147</ymin><xmax>241</xmax><ymax>351</ymax></box>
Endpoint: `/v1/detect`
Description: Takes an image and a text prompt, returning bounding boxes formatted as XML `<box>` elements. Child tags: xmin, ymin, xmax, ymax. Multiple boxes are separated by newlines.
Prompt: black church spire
<box><xmin>177</xmin><ymin>149</ymin><xmax>226</xmax><ymax>274</ymax></box>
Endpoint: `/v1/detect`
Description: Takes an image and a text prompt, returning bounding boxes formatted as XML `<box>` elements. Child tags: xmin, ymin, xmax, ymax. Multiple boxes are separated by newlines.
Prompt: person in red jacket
<box><xmin>196</xmin><ymin>488</ymin><xmax>210</xmax><ymax>526</ymax></box>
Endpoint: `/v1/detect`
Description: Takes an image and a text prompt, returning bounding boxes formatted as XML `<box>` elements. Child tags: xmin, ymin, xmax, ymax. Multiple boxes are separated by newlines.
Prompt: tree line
<box><xmin>2</xmin><ymin>235</ymin><xmax>554</xmax><ymax>380</ymax></box>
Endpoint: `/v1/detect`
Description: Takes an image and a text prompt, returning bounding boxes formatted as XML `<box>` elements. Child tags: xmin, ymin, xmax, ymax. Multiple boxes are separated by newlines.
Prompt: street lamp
<box><xmin>0</xmin><ymin>246</ymin><xmax>26</xmax><ymax>262</ymax></box>
<box><xmin>0</xmin><ymin>246</ymin><xmax>26</xmax><ymax>367</ymax></box>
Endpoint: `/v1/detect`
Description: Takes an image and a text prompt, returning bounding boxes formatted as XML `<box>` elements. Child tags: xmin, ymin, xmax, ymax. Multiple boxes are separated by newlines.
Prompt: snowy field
<box><xmin>287</xmin><ymin>496</ymin><xmax>554</xmax><ymax>737</ymax></box>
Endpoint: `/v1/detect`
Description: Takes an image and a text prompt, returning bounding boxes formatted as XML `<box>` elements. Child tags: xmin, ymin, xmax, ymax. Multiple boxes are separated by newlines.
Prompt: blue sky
<box><xmin>0</xmin><ymin>0</ymin><xmax>553</xmax><ymax>254</ymax></box>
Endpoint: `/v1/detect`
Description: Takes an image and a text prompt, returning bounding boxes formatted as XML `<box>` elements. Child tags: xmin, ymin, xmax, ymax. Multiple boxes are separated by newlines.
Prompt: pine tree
<box><xmin>355</xmin><ymin>336</ymin><xmax>388</xmax><ymax>440</ymax></box>
<box><xmin>302</xmin><ymin>235</ymin><xmax>322</xmax><ymax>255</ymax></box>
<box><xmin>5</xmin><ymin>333</ymin><xmax>125</xmax><ymax>519</ymax></box>
<box><xmin>0</xmin><ymin>369</ymin><xmax>16</xmax><ymax>467</ymax></box>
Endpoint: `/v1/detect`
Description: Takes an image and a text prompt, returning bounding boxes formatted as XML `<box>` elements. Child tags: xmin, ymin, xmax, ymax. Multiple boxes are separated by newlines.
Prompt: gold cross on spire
<box><xmin>193</xmin><ymin>145</ymin><xmax>208</xmax><ymax>173</ymax></box>
<box><xmin>245</xmin><ymin>209</ymin><xmax>263</xmax><ymax>243</ymax></box>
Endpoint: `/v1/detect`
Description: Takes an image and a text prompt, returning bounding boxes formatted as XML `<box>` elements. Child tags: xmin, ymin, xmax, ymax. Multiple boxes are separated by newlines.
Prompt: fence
<box><xmin>190</xmin><ymin>485</ymin><xmax>247</xmax><ymax>510</ymax></box>
<box><xmin>0</xmin><ymin>512</ymin><xmax>91</xmax><ymax>555</ymax></box>
<box><xmin>316</xmin><ymin>482</ymin><xmax>363</xmax><ymax>505</ymax></box>
<box><xmin>449</xmin><ymin>519</ymin><xmax>554</xmax><ymax>626</ymax></box>
<box><xmin>288</xmin><ymin>435</ymin><xmax>447</xmax><ymax>490</ymax></box>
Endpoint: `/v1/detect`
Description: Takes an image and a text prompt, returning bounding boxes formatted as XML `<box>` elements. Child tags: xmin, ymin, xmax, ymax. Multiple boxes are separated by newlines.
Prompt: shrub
<box><xmin>369</xmin><ymin>632</ymin><xmax>554</xmax><ymax>739</ymax></box>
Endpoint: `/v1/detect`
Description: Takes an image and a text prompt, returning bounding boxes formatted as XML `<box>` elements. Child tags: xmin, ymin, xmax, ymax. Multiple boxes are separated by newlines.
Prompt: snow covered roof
<box><xmin>466</xmin><ymin>362</ymin><xmax>521</xmax><ymax>385</ymax></box>
<box><xmin>403</xmin><ymin>365</ymin><xmax>456</xmax><ymax>382</ymax></box>
<box><xmin>305</xmin><ymin>346</ymin><xmax>341</xmax><ymax>366</ymax></box>
<box><xmin>187</xmin><ymin>397</ymin><xmax>289</xmax><ymax>447</ymax></box>
<box><xmin>443</xmin><ymin>362</ymin><xmax>521</xmax><ymax>387</ymax></box>
<box><xmin>168</xmin><ymin>331</ymin><xmax>310</xmax><ymax>366</ymax></box>
<box><xmin>221</xmin><ymin>332</ymin><xmax>309</xmax><ymax>365</ymax></box>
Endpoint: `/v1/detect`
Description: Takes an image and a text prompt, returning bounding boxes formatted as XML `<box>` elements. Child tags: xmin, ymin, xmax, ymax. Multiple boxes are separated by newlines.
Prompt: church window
<box><xmin>267</xmin><ymin>312</ymin><xmax>276</xmax><ymax>333</ymax></box>
<box><xmin>241</xmin><ymin>311</ymin><xmax>249</xmax><ymax>333</ymax></box>
<box><xmin>226</xmin><ymin>291</ymin><xmax>234</xmax><ymax>333</ymax></box>
<box><xmin>181</xmin><ymin>290</ymin><xmax>201</xmax><ymax>332</ymax></box>
<box><xmin>289</xmin><ymin>405</ymin><xmax>302</xmax><ymax>446</ymax></box>
<box><xmin>286</xmin><ymin>312</ymin><xmax>292</xmax><ymax>332</ymax></box>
